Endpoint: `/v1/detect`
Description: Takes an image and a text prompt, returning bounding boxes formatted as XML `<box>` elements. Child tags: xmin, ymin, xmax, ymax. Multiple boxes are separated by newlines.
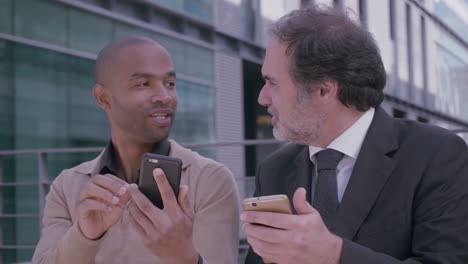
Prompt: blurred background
<box><xmin>0</xmin><ymin>0</ymin><xmax>467</xmax><ymax>263</ymax></box>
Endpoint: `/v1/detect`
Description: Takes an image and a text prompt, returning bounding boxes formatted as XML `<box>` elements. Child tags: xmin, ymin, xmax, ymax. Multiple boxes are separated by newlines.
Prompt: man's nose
<box><xmin>150</xmin><ymin>84</ymin><xmax>173</xmax><ymax>104</ymax></box>
<box><xmin>258</xmin><ymin>85</ymin><xmax>271</xmax><ymax>106</ymax></box>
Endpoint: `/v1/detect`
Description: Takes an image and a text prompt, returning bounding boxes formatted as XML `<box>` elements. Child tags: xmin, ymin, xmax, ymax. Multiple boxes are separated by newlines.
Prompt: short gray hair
<box><xmin>272</xmin><ymin>5</ymin><xmax>386</xmax><ymax>111</ymax></box>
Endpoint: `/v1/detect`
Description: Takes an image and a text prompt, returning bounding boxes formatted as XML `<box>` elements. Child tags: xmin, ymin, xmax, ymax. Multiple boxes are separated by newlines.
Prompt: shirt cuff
<box><xmin>59</xmin><ymin>222</ymin><xmax>103</xmax><ymax>261</ymax></box>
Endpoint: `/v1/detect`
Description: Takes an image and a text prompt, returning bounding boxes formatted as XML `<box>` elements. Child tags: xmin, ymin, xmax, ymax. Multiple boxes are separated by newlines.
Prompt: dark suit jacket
<box><xmin>245</xmin><ymin>107</ymin><xmax>468</xmax><ymax>264</ymax></box>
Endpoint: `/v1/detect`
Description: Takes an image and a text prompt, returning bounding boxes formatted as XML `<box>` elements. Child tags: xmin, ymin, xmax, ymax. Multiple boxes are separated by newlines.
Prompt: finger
<box><xmin>153</xmin><ymin>168</ymin><xmax>178</xmax><ymax>215</ymax></box>
<box><xmin>242</xmin><ymin>223</ymin><xmax>290</xmax><ymax>244</ymax></box>
<box><xmin>128</xmin><ymin>200</ymin><xmax>156</xmax><ymax>235</ymax></box>
<box><xmin>115</xmin><ymin>188</ymin><xmax>132</xmax><ymax>208</ymax></box>
<box><xmin>293</xmin><ymin>188</ymin><xmax>315</xmax><ymax>214</ymax></box>
<box><xmin>177</xmin><ymin>185</ymin><xmax>194</xmax><ymax>220</ymax></box>
<box><xmin>80</xmin><ymin>182</ymin><xmax>120</xmax><ymax>206</ymax></box>
<box><xmin>247</xmin><ymin>236</ymin><xmax>280</xmax><ymax>263</ymax></box>
<box><xmin>79</xmin><ymin>199</ymin><xmax>113</xmax><ymax>214</ymax></box>
<box><xmin>92</xmin><ymin>174</ymin><xmax>129</xmax><ymax>197</ymax></box>
<box><xmin>240</xmin><ymin>211</ymin><xmax>300</xmax><ymax>229</ymax></box>
<box><xmin>129</xmin><ymin>212</ymin><xmax>147</xmax><ymax>240</ymax></box>
<box><xmin>247</xmin><ymin>236</ymin><xmax>268</xmax><ymax>259</ymax></box>
<box><xmin>128</xmin><ymin>184</ymin><xmax>166</xmax><ymax>228</ymax></box>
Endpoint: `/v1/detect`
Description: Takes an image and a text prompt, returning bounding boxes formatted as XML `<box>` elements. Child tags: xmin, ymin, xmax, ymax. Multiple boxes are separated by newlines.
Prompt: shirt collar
<box><xmin>97</xmin><ymin>138</ymin><xmax>171</xmax><ymax>177</ymax></box>
<box><xmin>309</xmin><ymin>107</ymin><xmax>375</xmax><ymax>161</ymax></box>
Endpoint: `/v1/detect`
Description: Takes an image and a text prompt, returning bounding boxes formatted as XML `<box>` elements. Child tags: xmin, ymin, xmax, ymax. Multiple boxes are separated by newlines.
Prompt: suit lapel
<box><xmin>332</xmin><ymin>107</ymin><xmax>399</xmax><ymax>239</ymax></box>
<box><xmin>285</xmin><ymin>146</ymin><xmax>312</xmax><ymax>211</ymax></box>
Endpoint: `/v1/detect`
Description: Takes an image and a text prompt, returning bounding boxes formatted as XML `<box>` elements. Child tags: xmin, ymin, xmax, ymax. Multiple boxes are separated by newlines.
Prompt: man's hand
<box><xmin>241</xmin><ymin>188</ymin><xmax>343</xmax><ymax>264</ymax></box>
<box><xmin>128</xmin><ymin>168</ymin><xmax>199</xmax><ymax>264</ymax></box>
<box><xmin>77</xmin><ymin>174</ymin><xmax>130</xmax><ymax>240</ymax></box>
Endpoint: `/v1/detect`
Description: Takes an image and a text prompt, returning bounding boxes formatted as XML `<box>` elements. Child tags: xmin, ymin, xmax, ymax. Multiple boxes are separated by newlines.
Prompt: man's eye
<box><xmin>134</xmin><ymin>82</ymin><xmax>150</xmax><ymax>88</ymax></box>
<box><xmin>165</xmin><ymin>81</ymin><xmax>176</xmax><ymax>87</ymax></box>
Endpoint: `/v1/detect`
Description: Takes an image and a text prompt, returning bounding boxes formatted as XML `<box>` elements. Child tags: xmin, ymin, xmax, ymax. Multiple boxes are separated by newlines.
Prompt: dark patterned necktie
<box><xmin>313</xmin><ymin>149</ymin><xmax>344</xmax><ymax>229</ymax></box>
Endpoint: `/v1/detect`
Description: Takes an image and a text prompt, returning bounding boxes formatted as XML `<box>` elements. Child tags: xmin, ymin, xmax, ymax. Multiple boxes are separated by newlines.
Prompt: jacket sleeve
<box><xmin>32</xmin><ymin>171</ymin><xmax>102</xmax><ymax>264</ymax></box>
<box><xmin>341</xmin><ymin>134</ymin><xmax>468</xmax><ymax>264</ymax></box>
<box><xmin>191</xmin><ymin>165</ymin><xmax>240</xmax><ymax>264</ymax></box>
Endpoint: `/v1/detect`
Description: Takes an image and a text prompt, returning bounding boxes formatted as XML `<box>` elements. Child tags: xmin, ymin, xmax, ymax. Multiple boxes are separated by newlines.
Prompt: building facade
<box><xmin>0</xmin><ymin>0</ymin><xmax>467</xmax><ymax>263</ymax></box>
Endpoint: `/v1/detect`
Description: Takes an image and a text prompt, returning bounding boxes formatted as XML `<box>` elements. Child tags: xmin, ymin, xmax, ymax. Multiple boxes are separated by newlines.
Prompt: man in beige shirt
<box><xmin>32</xmin><ymin>36</ymin><xmax>240</xmax><ymax>264</ymax></box>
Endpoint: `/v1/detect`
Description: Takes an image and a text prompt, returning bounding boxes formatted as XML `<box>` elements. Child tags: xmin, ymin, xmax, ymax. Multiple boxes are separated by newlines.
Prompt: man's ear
<box><xmin>93</xmin><ymin>83</ymin><xmax>110</xmax><ymax>111</ymax></box>
<box><xmin>318</xmin><ymin>80</ymin><xmax>339</xmax><ymax>99</ymax></box>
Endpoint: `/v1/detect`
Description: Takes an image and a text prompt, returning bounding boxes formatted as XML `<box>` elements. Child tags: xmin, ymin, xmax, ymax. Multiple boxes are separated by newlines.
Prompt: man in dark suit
<box><xmin>242</xmin><ymin>5</ymin><xmax>468</xmax><ymax>264</ymax></box>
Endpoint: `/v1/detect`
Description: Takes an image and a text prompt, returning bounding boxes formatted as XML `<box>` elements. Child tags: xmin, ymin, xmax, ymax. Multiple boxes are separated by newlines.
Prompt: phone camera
<box><xmin>251</xmin><ymin>203</ymin><xmax>257</xmax><ymax>207</ymax></box>
<box><xmin>148</xmin><ymin>158</ymin><xmax>159</xmax><ymax>164</ymax></box>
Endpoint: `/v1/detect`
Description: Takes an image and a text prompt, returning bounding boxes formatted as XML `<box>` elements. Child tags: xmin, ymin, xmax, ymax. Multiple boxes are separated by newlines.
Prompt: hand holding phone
<box><xmin>243</xmin><ymin>194</ymin><xmax>292</xmax><ymax>264</ymax></box>
<box><xmin>138</xmin><ymin>153</ymin><xmax>182</xmax><ymax>209</ymax></box>
<box><xmin>128</xmin><ymin>164</ymin><xmax>198</xmax><ymax>263</ymax></box>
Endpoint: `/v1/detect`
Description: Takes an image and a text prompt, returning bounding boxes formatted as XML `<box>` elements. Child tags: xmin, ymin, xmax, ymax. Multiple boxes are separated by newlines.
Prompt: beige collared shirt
<box><xmin>32</xmin><ymin>140</ymin><xmax>240</xmax><ymax>264</ymax></box>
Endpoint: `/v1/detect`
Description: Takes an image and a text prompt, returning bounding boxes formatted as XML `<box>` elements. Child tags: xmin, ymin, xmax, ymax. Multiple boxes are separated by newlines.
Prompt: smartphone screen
<box><xmin>138</xmin><ymin>153</ymin><xmax>182</xmax><ymax>209</ymax></box>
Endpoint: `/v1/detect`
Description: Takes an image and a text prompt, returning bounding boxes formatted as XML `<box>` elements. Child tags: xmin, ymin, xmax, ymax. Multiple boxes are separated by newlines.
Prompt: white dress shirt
<box><xmin>309</xmin><ymin>108</ymin><xmax>375</xmax><ymax>203</ymax></box>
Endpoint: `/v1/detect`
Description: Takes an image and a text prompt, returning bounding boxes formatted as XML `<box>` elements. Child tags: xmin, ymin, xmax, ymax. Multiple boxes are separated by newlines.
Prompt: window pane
<box><xmin>7</xmin><ymin>40</ymin><xmax>109</xmax><ymax>178</ymax></box>
<box><xmin>0</xmin><ymin>0</ymin><xmax>13</xmax><ymax>34</ymax></box>
<box><xmin>113</xmin><ymin>22</ymin><xmax>154</xmax><ymax>40</ymax></box>
<box><xmin>1</xmin><ymin>248</ymin><xmax>35</xmax><ymax>264</ymax></box>
<box><xmin>241</xmin><ymin>0</ymin><xmax>256</xmax><ymax>41</ymax></box>
<box><xmin>185</xmin><ymin>44</ymin><xmax>214</xmax><ymax>81</ymax></box>
<box><xmin>157</xmin><ymin>35</ymin><xmax>214</xmax><ymax>81</ymax></box>
<box><xmin>114</xmin><ymin>0</ymin><xmax>149</xmax><ymax>21</ymax></box>
<box><xmin>156</xmin><ymin>33</ymin><xmax>186</xmax><ymax>74</ymax></box>
<box><xmin>0</xmin><ymin>156</ymin><xmax>15</xmax><ymax>183</ymax></box>
<box><xmin>0</xmin><ymin>39</ymin><xmax>113</xmax><ymax>264</ymax></box>
<box><xmin>185</xmin><ymin>0</ymin><xmax>213</xmax><ymax>21</ymax></box>
<box><xmin>430</xmin><ymin>29</ymin><xmax>468</xmax><ymax>121</ymax></box>
<box><xmin>1</xmin><ymin>184</ymin><xmax>15</xmax><ymax>214</ymax></box>
<box><xmin>10</xmin><ymin>42</ymin><xmax>109</xmax><ymax>182</ymax></box>
<box><xmin>14</xmin><ymin>0</ymin><xmax>67</xmax><ymax>46</ymax></box>
<box><xmin>433</xmin><ymin>0</ymin><xmax>468</xmax><ymax>43</ymax></box>
<box><xmin>147</xmin><ymin>0</ymin><xmax>184</xmax><ymax>12</ymax></box>
<box><xmin>16</xmin><ymin>184</ymin><xmax>39</xmax><ymax>214</ymax></box>
<box><xmin>173</xmin><ymin>81</ymin><xmax>217</xmax><ymax>159</ymax></box>
<box><xmin>13</xmin><ymin>154</ymin><xmax>38</xmax><ymax>183</ymax></box>
<box><xmin>112</xmin><ymin>29</ymin><xmax>214</xmax><ymax>81</ymax></box>
<box><xmin>69</xmin><ymin>8</ymin><xmax>113</xmax><ymax>54</ymax></box>
<box><xmin>144</xmin><ymin>0</ymin><xmax>212</xmax><ymax>21</ymax></box>
<box><xmin>68</xmin><ymin>56</ymin><xmax>109</xmax><ymax>145</ymax></box>
<box><xmin>0</xmin><ymin>40</ymin><xmax>14</xmax><ymax>150</ymax></box>
<box><xmin>48</xmin><ymin>152</ymin><xmax>102</xmax><ymax>182</ymax></box>
<box><xmin>14</xmin><ymin>44</ymin><xmax>69</xmax><ymax>150</ymax></box>
<box><xmin>1</xmin><ymin>185</ymin><xmax>39</xmax><ymax>214</ymax></box>
<box><xmin>0</xmin><ymin>216</ymin><xmax>39</xmax><ymax>245</ymax></box>
<box><xmin>172</xmin><ymin>81</ymin><xmax>214</xmax><ymax>143</ymax></box>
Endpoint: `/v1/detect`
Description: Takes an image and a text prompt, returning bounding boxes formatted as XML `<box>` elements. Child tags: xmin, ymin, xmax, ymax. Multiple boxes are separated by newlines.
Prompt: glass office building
<box><xmin>0</xmin><ymin>0</ymin><xmax>214</xmax><ymax>263</ymax></box>
<box><xmin>0</xmin><ymin>0</ymin><xmax>467</xmax><ymax>263</ymax></box>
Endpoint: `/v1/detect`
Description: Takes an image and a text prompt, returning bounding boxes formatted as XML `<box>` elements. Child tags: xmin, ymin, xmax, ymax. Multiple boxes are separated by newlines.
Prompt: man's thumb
<box><xmin>293</xmin><ymin>188</ymin><xmax>315</xmax><ymax>214</ymax></box>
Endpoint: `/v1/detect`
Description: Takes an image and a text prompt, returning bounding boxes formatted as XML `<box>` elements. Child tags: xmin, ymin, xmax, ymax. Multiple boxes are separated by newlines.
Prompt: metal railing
<box><xmin>0</xmin><ymin>139</ymin><xmax>281</xmax><ymax>261</ymax></box>
<box><xmin>1</xmin><ymin>130</ymin><xmax>467</xmax><ymax>263</ymax></box>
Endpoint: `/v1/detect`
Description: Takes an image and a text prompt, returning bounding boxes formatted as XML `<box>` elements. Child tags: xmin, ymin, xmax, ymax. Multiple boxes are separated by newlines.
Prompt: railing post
<box><xmin>37</xmin><ymin>153</ymin><xmax>49</xmax><ymax>231</ymax></box>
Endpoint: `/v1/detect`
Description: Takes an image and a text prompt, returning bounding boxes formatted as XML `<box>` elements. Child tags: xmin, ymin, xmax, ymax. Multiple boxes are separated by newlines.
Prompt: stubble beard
<box><xmin>272</xmin><ymin>100</ymin><xmax>325</xmax><ymax>145</ymax></box>
<box><xmin>273</xmin><ymin>118</ymin><xmax>322</xmax><ymax>145</ymax></box>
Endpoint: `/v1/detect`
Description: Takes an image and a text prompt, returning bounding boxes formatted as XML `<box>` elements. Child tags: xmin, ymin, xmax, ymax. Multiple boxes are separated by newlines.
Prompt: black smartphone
<box><xmin>138</xmin><ymin>153</ymin><xmax>182</xmax><ymax>209</ymax></box>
